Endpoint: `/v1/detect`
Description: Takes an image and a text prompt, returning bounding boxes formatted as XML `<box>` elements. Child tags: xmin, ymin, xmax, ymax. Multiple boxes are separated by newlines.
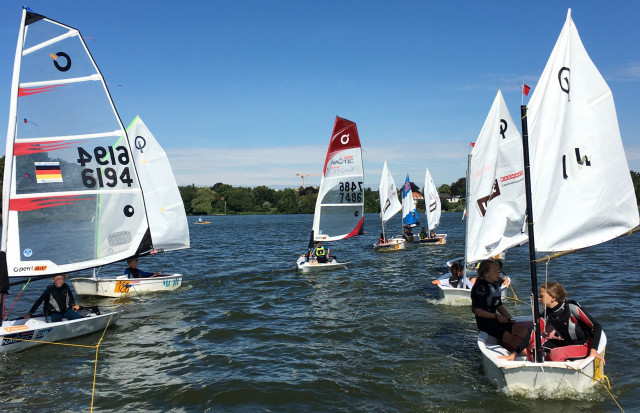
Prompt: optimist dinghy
<box><xmin>478</xmin><ymin>9</ymin><xmax>639</xmax><ymax>393</ymax></box>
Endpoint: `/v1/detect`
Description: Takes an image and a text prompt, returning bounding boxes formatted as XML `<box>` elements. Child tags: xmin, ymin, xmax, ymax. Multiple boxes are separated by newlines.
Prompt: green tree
<box><xmin>631</xmin><ymin>171</ymin><xmax>640</xmax><ymax>205</ymax></box>
<box><xmin>179</xmin><ymin>185</ymin><xmax>198</xmax><ymax>215</ymax></box>
<box><xmin>191</xmin><ymin>187</ymin><xmax>216</xmax><ymax>215</ymax></box>
<box><xmin>276</xmin><ymin>188</ymin><xmax>298</xmax><ymax>214</ymax></box>
<box><xmin>450</xmin><ymin>177</ymin><xmax>466</xmax><ymax>197</ymax></box>
<box><xmin>364</xmin><ymin>187</ymin><xmax>378</xmax><ymax>213</ymax></box>
<box><xmin>226</xmin><ymin>187</ymin><xmax>255</xmax><ymax>213</ymax></box>
<box><xmin>438</xmin><ymin>184</ymin><xmax>451</xmax><ymax>195</ymax></box>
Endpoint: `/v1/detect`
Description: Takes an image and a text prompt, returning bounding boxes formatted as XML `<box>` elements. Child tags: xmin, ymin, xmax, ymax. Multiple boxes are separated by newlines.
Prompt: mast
<box><xmin>520</xmin><ymin>105</ymin><xmax>543</xmax><ymax>363</ymax></box>
<box><xmin>462</xmin><ymin>151</ymin><xmax>471</xmax><ymax>286</ymax></box>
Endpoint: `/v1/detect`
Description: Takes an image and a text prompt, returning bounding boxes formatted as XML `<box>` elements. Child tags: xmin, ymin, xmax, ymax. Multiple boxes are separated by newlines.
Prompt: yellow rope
<box><xmin>4</xmin><ymin>309</ymin><xmax>119</xmax><ymax>412</ymax></box>
<box><xmin>565</xmin><ymin>364</ymin><xmax>624</xmax><ymax>412</ymax></box>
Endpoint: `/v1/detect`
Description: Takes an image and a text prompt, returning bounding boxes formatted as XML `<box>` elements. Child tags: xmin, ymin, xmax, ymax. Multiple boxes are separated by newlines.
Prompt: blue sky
<box><xmin>1</xmin><ymin>1</ymin><xmax>639</xmax><ymax>189</ymax></box>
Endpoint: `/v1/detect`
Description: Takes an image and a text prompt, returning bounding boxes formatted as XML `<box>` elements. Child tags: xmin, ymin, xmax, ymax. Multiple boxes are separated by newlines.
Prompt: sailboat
<box><xmin>434</xmin><ymin>90</ymin><xmax>526</xmax><ymax>301</ymax></box>
<box><xmin>420</xmin><ymin>168</ymin><xmax>447</xmax><ymax>245</ymax></box>
<box><xmin>296</xmin><ymin>116</ymin><xmax>364</xmax><ymax>272</ymax></box>
<box><xmin>71</xmin><ymin>116</ymin><xmax>190</xmax><ymax>297</ymax></box>
<box><xmin>479</xmin><ymin>9</ymin><xmax>638</xmax><ymax>393</ymax></box>
<box><xmin>0</xmin><ymin>9</ymin><xmax>140</xmax><ymax>351</ymax></box>
<box><xmin>400</xmin><ymin>174</ymin><xmax>420</xmax><ymax>241</ymax></box>
<box><xmin>373</xmin><ymin>161</ymin><xmax>406</xmax><ymax>251</ymax></box>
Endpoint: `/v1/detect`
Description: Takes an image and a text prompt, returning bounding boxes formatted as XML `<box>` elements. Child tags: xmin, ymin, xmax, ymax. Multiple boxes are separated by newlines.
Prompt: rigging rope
<box><xmin>3</xmin><ymin>308</ymin><xmax>119</xmax><ymax>412</ymax></box>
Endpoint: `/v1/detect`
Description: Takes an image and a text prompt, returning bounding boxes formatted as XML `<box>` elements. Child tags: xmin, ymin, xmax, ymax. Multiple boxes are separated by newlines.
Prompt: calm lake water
<box><xmin>1</xmin><ymin>212</ymin><xmax>638</xmax><ymax>412</ymax></box>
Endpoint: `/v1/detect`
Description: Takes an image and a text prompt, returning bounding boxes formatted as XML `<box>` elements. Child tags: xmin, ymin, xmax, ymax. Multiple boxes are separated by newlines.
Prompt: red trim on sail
<box><xmin>18</xmin><ymin>84</ymin><xmax>65</xmax><ymax>97</ymax></box>
<box><xmin>14</xmin><ymin>141</ymin><xmax>81</xmax><ymax>156</ymax></box>
<box><xmin>10</xmin><ymin>195</ymin><xmax>97</xmax><ymax>211</ymax></box>
<box><xmin>322</xmin><ymin>116</ymin><xmax>361</xmax><ymax>175</ymax></box>
<box><xmin>343</xmin><ymin>217</ymin><xmax>364</xmax><ymax>239</ymax></box>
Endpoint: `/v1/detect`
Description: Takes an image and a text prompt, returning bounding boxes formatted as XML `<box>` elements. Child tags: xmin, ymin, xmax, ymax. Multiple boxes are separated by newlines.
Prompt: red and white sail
<box><xmin>312</xmin><ymin>116</ymin><xmax>364</xmax><ymax>241</ymax></box>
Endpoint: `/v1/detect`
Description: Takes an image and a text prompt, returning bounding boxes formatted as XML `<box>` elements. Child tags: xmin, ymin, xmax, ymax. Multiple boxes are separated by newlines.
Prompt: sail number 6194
<box><xmin>77</xmin><ymin>146</ymin><xmax>134</xmax><ymax>188</ymax></box>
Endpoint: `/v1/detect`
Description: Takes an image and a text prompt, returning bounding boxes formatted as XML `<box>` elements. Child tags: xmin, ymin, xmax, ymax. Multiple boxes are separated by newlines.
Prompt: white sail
<box><xmin>465</xmin><ymin>90</ymin><xmax>528</xmax><ymax>263</ymax></box>
<box><xmin>312</xmin><ymin>117</ymin><xmax>364</xmax><ymax>241</ymax></box>
<box><xmin>2</xmin><ymin>10</ymin><xmax>149</xmax><ymax>278</ymax></box>
<box><xmin>127</xmin><ymin>116</ymin><xmax>190</xmax><ymax>251</ymax></box>
<box><xmin>379</xmin><ymin>161</ymin><xmax>402</xmax><ymax>223</ymax></box>
<box><xmin>528</xmin><ymin>9</ymin><xmax>639</xmax><ymax>252</ymax></box>
<box><xmin>423</xmin><ymin>168</ymin><xmax>441</xmax><ymax>231</ymax></box>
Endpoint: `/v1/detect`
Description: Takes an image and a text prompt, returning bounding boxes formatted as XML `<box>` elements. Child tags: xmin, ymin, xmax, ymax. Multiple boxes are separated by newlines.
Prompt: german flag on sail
<box><xmin>34</xmin><ymin>162</ymin><xmax>63</xmax><ymax>183</ymax></box>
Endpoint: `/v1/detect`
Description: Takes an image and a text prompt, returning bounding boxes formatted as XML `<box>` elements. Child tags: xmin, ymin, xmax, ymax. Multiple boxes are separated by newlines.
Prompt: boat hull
<box><xmin>0</xmin><ymin>311</ymin><xmax>121</xmax><ymax>353</ymax></box>
<box><xmin>296</xmin><ymin>256</ymin><xmax>349</xmax><ymax>272</ymax></box>
<box><xmin>435</xmin><ymin>272</ymin><xmax>509</xmax><ymax>302</ymax></box>
<box><xmin>419</xmin><ymin>234</ymin><xmax>447</xmax><ymax>245</ymax></box>
<box><xmin>373</xmin><ymin>238</ymin><xmax>406</xmax><ymax>251</ymax></box>
<box><xmin>71</xmin><ymin>274</ymin><xmax>183</xmax><ymax>297</ymax></box>
<box><xmin>478</xmin><ymin>316</ymin><xmax>607</xmax><ymax>394</ymax></box>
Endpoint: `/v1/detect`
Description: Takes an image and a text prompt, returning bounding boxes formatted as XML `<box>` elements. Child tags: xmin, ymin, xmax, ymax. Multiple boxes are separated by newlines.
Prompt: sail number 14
<box><xmin>77</xmin><ymin>146</ymin><xmax>133</xmax><ymax>188</ymax></box>
<box><xmin>339</xmin><ymin>181</ymin><xmax>363</xmax><ymax>203</ymax></box>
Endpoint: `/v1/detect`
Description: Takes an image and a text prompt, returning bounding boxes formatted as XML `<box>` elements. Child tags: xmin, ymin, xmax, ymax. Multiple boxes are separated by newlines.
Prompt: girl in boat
<box><xmin>471</xmin><ymin>260</ymin><xmax>528</xmax><ymax>351</ymax></box>
<box><xmin>500</xmin><ymin>281</ymin><xmax>605</xmax><ymax>363</ymax></box>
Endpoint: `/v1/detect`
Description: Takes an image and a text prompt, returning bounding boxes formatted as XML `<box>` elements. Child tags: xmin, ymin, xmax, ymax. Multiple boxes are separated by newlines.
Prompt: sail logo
<box><xmin>330</xmin><ymin>156</ymin><xmax>354</xmax><ymax>166</ymax></box>
<box><xmin>500</xmin><ymin>171</ymin><xmax>523</xmax><ymax>182</ymax></box>
<box><xmin>51</xmin><ymin>51</ymin><xmax>71</xmax><ymax>72</ymax></box>
<box><xmin>340</xmin><ymin>134</ymin><xmax>350</xmax><ymax>145</ymax></box>
<box><xmin>477</xmin><ymin>179</ymin><xmax>501</xmax><ymax>217</ymax></box>
<box><xmin>558</xmin><ymin>67</ymin><xmax>570</xmax><ymax>95</ymax></box>
<box><xmin>499</xmin><ymin>119</ymin><xmax>507</xmax><ymax>139</ymax></box>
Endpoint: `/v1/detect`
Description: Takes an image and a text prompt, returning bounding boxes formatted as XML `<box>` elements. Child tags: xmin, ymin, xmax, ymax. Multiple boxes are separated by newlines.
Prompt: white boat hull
<box><xmin>478</xmin><ymin>316</ymin><xmax>607</xmax><ymax>394</ymax></box>
<box><xmin>0</xmin><ymin>310</ymin><xmax>121</xmax><ymax>353</ymax></box>
<box><xmin>373</xmin><ymin>238</ymin><xmax>406</xmax><ymax>251</ymax></box>
<box><xmin>296</xmin><ymin>256</ymin><xmax>348</xmax><ymax>272</ymax></box>
<box><xmin>71</xmin><ymin>274</ymin><xmax>182</xmax><ymax>297</ymax></box>
<box><xmin>435</xmin><ymin>272</ymin><xmax>510</xmax><ymax>302</ymax></box>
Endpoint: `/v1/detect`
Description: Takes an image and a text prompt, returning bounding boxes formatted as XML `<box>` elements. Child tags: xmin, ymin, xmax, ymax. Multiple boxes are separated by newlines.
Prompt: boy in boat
<box><xmin>125</xmin><ymin>257</ymin><xmax>158</xmax><ymax>278</ymax></box>
<box><xmin>311</xmin><ymin>243</ymin><xmax>330</xmax><ymax>264</ymax></box>
<box><xmin>419</xmin><ymin>227</ymin><xmax>428</xmax><ymax>240</ymax></box>
<box><xmin>24</xmin><ymin>274</ymin><xmax>83</xmax><ymax>322</ymax></box>
<box><xmin>499</xmin><ymin>281</ymin><xmax>605</xmax><ymax>363</ymax></box>
<box><xmin>471</xmin><ymin>260</ymin><xmax>528</xmax><ymax>351</ymax></box>
<box><xmin>378</xmin><ymin>233</ymin><xmax>386</xmax><ymax>244</ymax></box>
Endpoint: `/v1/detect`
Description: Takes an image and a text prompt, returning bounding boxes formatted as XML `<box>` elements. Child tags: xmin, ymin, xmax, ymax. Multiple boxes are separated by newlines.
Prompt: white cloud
<box><xmin>167</xmin><ymin>140</ymin><xmax>471</xmax><ymax>189</ymax></box>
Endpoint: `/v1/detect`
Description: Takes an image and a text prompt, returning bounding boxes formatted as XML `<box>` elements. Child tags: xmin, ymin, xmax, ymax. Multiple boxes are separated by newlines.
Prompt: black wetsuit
<box><xmin>471</xmin><ymin>277</ymin><xmax>512</xmax><ymax>339</ymax></box>
<box><xmin>29</xmin><ymin>283</ymin><xmax>76</xmax><ymax>317</ymax></box>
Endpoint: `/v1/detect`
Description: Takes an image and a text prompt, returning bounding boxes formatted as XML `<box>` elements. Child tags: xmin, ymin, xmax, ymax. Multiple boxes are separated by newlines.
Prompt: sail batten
<box><xmin>21</xmin><ymin>74</ymin><xmax>102</xmax><ymax>87</ymax></box>
<box><xmin>22</xmin><ymin>29</ymin><xmax>77</xmax><ymax>55</ymax></box>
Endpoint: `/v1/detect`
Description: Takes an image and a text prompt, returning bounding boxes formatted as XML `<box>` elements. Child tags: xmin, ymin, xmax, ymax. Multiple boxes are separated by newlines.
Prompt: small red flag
<box><xmin>522</xmin><ymin>83</ymin><xmax>530</xmax><ymax>96</ymax></box>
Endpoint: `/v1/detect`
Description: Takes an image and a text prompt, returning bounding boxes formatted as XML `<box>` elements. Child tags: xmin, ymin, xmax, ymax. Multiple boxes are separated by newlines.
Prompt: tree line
<box><xmin>2</xmin><ymin>156</ymin><xmax>640</xmax><ymax>216</ymax></box>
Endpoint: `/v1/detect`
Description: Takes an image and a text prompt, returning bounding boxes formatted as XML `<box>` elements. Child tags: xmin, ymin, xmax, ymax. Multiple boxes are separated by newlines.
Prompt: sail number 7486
<box><xmin>339</xmin><ymin>181</ymin><xmax>363</xmax><ymax>203</ymax></box>
<box><xmin>77</xmin><ymin>146</ymin><xmax>134</xmax><ymax>188</ymax></box>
